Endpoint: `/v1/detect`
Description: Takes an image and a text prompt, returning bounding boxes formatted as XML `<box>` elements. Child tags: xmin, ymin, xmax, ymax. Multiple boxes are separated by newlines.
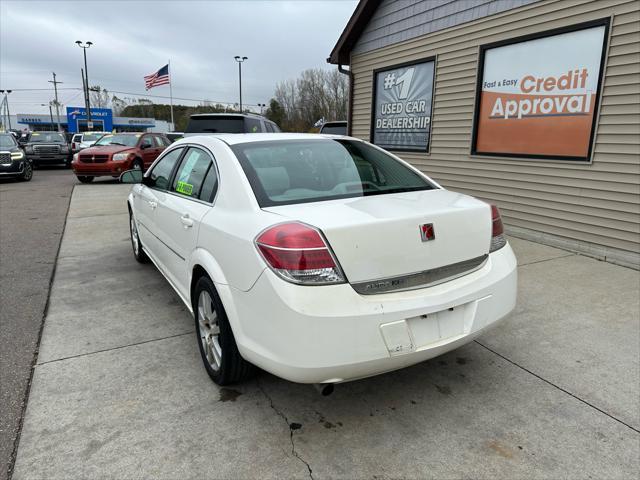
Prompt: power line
<box><xmin>3</xmin><ymin>86</ymin><xmax>265</xmax><ymax>109</ymax></box>
<box><xmin>0</xmin><ymin>88</ymin><xmax>80</xmax><ymax>91</ymax></box>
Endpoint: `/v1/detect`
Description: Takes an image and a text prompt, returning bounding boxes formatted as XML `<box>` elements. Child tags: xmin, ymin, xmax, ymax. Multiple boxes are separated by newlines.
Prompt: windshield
<box><xmin>29</xmin><ymin>132</ymin><xmax>66</xmax><ymax>143</ymax></box>
<box><xmin>232</xmin><ymin>139</ymin><xmax>435</xmax><ymax>207</ymax></box>
<box><xmin>186</xmin><ymin>116</ymin><xmax>244</xmax><ymax>133</ymax></box>
<box><xmin>82</xmin><ymin>133</ymin><xmax>104</xmax><ymax>142</ymax></box>
<box><xmin>94</xmin><ymin>134</ymin><xmax>139</xmax><ymax>147</ymax></box>
<box><xmin>0</xmin><ymin>134</ymin><xmax>17</xmax><ymax>149</ymax></box>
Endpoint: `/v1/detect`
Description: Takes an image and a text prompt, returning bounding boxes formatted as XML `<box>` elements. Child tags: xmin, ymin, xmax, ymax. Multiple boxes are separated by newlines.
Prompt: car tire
<box><xmin>19</xmin><ymin>162</ymin><xmax>33</xmax><ymax>182</ymax></box>
<box><xmin>132</xmin><ymin>158</ymin><xmax>143</xmax><ymax>172</ymax></box>
<box><xmin>128</xmin><ymin>209</ymin><xmax>149</xmax><ymax>263</ymax></box>
<box><xmin>77</xmin><ymin>176</ymin><xmax>94</xmax><ymax>183</ymax></box>
<box><xmin>193</xmin><ymin>275</ymin><xmax>255</xmax><ymax>385</ymax></box>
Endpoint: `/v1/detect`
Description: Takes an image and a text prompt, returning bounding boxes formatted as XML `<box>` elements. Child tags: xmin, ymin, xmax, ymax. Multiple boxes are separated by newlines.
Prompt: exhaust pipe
<box><xmin>313</xmin><ymin>383</ymin><xmax>335</xmax><ymax>396</ymax></box>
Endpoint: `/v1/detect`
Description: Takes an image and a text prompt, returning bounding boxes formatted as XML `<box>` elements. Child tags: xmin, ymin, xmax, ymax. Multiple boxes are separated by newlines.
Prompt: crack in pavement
<box><xmin>256</xmin><ymin>378</ymin><xmax>314</xmax><ymax>480</ymax></box>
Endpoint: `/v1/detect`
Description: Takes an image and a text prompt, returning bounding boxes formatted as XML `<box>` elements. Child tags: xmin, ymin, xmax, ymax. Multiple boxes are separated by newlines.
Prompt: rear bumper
<box><xmin>223</xmin><ymin>244</ymin><xmax>518</xmax><ymax>384</ymax></box>
<box><xmin>72</xmin><ymin>160</ymin><xmax>129</xmax><ymax>177</ymax></box>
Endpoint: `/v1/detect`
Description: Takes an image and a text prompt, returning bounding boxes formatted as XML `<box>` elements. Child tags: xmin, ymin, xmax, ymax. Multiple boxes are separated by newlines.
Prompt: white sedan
<box><xmin>122</xmin><ymin>133</ymin><xmax>517</xmax><ymax>388</ymax></box>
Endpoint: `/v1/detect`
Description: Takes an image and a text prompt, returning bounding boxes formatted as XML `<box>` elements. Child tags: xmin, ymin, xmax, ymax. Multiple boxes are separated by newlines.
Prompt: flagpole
<box><xmin>168</xmin><ymin>60</ymin><xmax>175</xmax><ymax>131</ymax></box>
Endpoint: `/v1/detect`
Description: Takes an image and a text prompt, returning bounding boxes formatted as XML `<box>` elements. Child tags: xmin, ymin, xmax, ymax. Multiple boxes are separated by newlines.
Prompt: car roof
<box><xmin>322</xmin><ymin>121</ymin><xmax>348</xmax><ymax>125</ymax></box>
<box><xmin>180</xmin><ymin>132</ymin><xmax>358</xmax><ymax>146</ymax></box>
<box><xmin>104</xmin><ymin>132</ymin><xmax>146</xmax><ymax>135</ymax></box>
<box><xmin>190</xmin><ymin>113</ymin><xmax>269</xmax><ymax>119</ymax></box>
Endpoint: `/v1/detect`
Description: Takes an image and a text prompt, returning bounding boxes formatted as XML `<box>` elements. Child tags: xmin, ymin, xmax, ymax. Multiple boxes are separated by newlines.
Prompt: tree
<box><xmin>89</xmin><ymin>85</ymin><xmax>110</xmax><ymax>109</ymax></box>
<box><xmin>265</xmin><ymin>98</ymin><xmax>285</xmax><ymax>127</ymax></box>
<box><xmin>111</xmin><ymin>95</ymin><xmax>128</xmax><ymax>115</ymax></box>
<box><xmin>271</xmin><ymin>68</ymin><xmax>348</xmax><ymax>132</ymax></box>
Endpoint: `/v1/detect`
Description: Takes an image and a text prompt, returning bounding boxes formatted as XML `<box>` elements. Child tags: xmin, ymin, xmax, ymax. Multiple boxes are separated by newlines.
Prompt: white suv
<box><xmin>70</xmin><ymin>131</ymin><xmax>107</xmax><ymax>153</ymax></box>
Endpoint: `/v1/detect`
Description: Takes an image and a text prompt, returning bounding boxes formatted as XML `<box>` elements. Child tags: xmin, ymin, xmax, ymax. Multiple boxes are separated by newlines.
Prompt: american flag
<box><xmin>144</xmin><ymin>64</ymin><xmax>170</xmax><ymax>90</ymax></box>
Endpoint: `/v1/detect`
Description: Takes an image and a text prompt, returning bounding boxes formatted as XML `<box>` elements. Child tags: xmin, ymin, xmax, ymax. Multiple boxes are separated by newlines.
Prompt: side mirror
<box><xmin>140</xmin><ymin>143</ymin><xmax>150</xmax><ymax>150</ymax></box>
<box><xmin>119</xmin><ymin>169</ymin><xmax>144</xmax><ymax>184</ymax></box>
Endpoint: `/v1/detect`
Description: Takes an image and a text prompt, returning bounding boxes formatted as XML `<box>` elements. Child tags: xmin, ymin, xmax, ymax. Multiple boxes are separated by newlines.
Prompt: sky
<box><xmin>0</xmin><ymin>0</ymin><xmax>357</xmax><ymax>115</ymax></box>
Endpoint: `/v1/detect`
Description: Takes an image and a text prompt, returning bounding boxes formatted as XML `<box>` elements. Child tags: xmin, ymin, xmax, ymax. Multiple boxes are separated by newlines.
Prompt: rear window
<box><xmin>231</xmin><ymin>139</ymin><xmax>435</xmax><ymax>207</ymax></box>
<box><xmin>185</xmin><ymin>116</ymin><xmax>244</xmax><ymax>134</ymax></box>
<box><xmin>82</xmin><ymin>133</ymin><xmax>103</xmax><ymax>142</ymax></box>
<box><xmin>320</xmin><ymin>123</ymin><xmax>347</xmax><ymax>135</ymax></box>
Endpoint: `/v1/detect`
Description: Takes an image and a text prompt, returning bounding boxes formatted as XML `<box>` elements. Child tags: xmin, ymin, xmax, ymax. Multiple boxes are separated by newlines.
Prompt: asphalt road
<box><xmin>0</xmin><ymin>168</ymin><xmax>76</xmax><ymax>480</ymax></box>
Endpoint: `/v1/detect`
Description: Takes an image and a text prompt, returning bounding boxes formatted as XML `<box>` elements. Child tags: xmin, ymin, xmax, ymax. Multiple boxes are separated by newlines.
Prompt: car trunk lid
<box><xmin>262</xmin><ymin>189</ymin><xmax>492</xmax><ymax>284</ymax></box>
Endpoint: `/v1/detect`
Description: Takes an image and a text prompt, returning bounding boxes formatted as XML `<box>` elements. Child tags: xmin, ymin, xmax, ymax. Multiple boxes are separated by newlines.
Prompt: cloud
<box><xmin>0</xmin><ymin>0</ymin><xmax>357</xmax><ymax>113</ymax></box>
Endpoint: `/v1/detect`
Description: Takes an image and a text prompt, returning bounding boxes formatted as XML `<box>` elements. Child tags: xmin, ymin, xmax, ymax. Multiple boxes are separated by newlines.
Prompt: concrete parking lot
<box><xmin>8</xmin><ymin>184</ymin><xmax>640</xmax><ymax>479</ymax></box>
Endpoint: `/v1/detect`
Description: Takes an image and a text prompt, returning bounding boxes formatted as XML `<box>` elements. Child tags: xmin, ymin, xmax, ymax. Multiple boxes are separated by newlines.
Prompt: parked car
<box><xmin>0</xmin><ymin>132</ymin><xmax>32</xmax><ymax>181</ymax></box>
<box><xmin>23</xmin><ymin>131</ymin><xmax>71</xmax><ymax>167</ymax></box>
<box><xmin>184</xmin><ymin>113</ymin><xmax>280</xmax><ymax>136</ymax></box>
<box><xmin>121</xmin><ymin>133</ymin><xmax>517</xmax><ymax>388</ymax></box>
<box><xmin>166</xmin><ymin>132</ymin><xmax>184</xmax><ymax>143</ymax></box>
<box><xmin>72</xmin><ymin>132</ymin><xmax>170</xmax><ymax>183</ymax></box>
<box><xmin>319</xmin><ymin>121</ymin><xmax>348</xmax><ymax>135</ymax></box>
<box><xmin>70</xmin><ymin>131</ymin><xmax>107</xmax><ymax>153</ymax></box>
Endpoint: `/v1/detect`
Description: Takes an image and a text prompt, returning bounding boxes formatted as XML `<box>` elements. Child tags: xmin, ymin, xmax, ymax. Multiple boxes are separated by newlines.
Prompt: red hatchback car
<box><xmin>71</xmin><ymin>132</ymin><xmax>170</xmax><ymax>183</ymax></box>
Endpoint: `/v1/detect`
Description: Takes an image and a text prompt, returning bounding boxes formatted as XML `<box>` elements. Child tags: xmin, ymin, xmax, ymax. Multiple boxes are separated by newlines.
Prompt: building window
<box><xmin>471</xmin><ymin>18</ymin><xmax>610</xmax><ymax>162</ymax></box>
<box><xmin>371</xmin><ymin>58</ymin><xmax>435</xmax><ymax>152</ymax></box>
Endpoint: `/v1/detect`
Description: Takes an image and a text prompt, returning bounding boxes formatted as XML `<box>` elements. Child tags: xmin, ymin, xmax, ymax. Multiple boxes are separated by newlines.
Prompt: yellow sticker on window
<box><xmin>176</xmin><ymin>181</ymin><xmax>193</xmax><ymax>196</ymax></box>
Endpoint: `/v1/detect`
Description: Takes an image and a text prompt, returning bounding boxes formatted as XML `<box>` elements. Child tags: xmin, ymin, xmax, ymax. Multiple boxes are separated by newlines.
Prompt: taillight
<box><xmin>490</xmin><ymin>205</ymin><xmax>507</xmax><ymax>252</ymax></box>
<box><xmin>255</xmin><ymin>222</ymin><xmax>346</xmax><ymax>285</ymax></box>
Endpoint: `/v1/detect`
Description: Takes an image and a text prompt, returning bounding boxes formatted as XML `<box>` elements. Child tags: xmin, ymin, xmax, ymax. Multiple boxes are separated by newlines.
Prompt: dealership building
<box><xmin>7</xmin><ymin>106</ymin><xmax>170</xmax><ymax>133</ymax></box>
<box><xmin>330</xmin><ymin>0</ymin><xmax>639</xmax><ymax>268</ymax></box>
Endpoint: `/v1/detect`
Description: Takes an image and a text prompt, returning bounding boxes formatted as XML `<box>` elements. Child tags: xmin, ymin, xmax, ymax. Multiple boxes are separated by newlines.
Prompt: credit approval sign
<box><xmin>372</xmin><ymin>59</ymin><xmax>435</xmax><ymax>152</ymax></box>
<box><xmin>472</xmin><ymin>20</ymin><xmax>609</xmax><ymax>161</ymax></box>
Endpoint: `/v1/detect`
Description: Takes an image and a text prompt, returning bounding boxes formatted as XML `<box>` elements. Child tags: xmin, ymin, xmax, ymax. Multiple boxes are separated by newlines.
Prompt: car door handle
<box><xmin>147</xmin><ymin>200</ymin><xmax>157</xmax><ymax>210</ymax></box>
<box><xmin>180</xmin><ymin>214</ymin><xmax>194</xmax><ymax>228</ymax></box>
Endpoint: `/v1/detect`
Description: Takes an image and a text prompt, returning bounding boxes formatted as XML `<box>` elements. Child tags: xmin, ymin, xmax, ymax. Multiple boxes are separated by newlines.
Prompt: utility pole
<box><xmin>76</xmin><ymin>41</ymin><xmax>93</xmax><ymax>126</ymax></box>
<box><xmin>234</xmin><ymin>56</ymin><xmax>248</xmax><ymax>112</ymax></box>
<box><xmin>0</xmin><ymin>90</ymin><xmax>12</xmax><ymax>130</ymax></box>
<box><xmin>48</xmin><ymin>72</ymin><xmax>63</xmax><ymax>131</ymax></box>
<box><xmin>42</xmin><ymin>103</ymin><xmax>54</xmax><ymax>125</ymax></box>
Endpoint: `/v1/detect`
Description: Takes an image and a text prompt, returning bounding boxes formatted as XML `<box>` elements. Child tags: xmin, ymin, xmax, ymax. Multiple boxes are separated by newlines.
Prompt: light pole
<box><xmin>258</xmin><ymin>103</ymin><xmax>266</xmax><ymax>115</ymax></box>
<box><xmin>234</xmin><ymin>56</ymin><xmax>247</xmax><ymax>112</ymax></box>
<box><xmin>41</xmin><ymin>103</ymin><xmax>54</xmax><ymax>126</ymax></box>
<box><xmin>0</xmin><ymin>89</ymin><xmax>12</xmax><ymax>130</ymax></box>
<box><xmin>75</xmin><ymin>40</ymin><xmax>93</xmax><ymax>127</ymax></box>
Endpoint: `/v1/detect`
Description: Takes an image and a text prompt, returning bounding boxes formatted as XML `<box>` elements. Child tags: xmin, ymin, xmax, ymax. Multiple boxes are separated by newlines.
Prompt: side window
<box><xmin>171</xmin><ymin>148</ymin><xmax>213</xmax><ymax>199</ymax></box>
<box><xmin>73</xmin><ymin>134</ymin><xmax>82</xmax><ymax>142</ymax></box>
<box><xmin>245</xmin><ymin>117</ymin><xmax>262</xmax><ymax>133</ymax></box>
<box><xmin>140</xmin><ymin>135</ymin><xmax>154</xmax><ymax>149</ymax></box>
<box><xmin>199</xmin><ymin>163</ymin><xmax>219</xmax><ymax>202</ymax></box>
<box><xmin>265</xmin><ymin>122</ymin><xmax>274</xmax><ymax>133</ymax></box>
<box><xmin>148</xmin><ymin>148</ymin><xmax>183</xmax><ymax>190</ymax></box>
<box><xmin>271</xmin><ymin>122</ymin><xmax>281</xmax><ymax>133</ymax></box>
<box><xmin>153</xmin><ymin>135</ymin><xmax>167</xmax><ymax>147</ymax></box>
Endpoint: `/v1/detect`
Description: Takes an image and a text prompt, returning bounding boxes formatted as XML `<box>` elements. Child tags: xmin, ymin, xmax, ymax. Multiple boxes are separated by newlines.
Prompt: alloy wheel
<box><xmin>198</xmin><ymin>290</ymin><xmax>222</xmax><ymax>371</ymax></box>
<box><xmin>130</xmin><ymin>215</ymin><xmax>139</xmax><ymax>256</ymax></box>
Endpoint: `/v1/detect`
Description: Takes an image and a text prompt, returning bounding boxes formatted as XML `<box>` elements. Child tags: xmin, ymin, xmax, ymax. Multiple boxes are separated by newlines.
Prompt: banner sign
<box><xmin>472</xmin><ymin>20</ymin><xmax>609</xmax><ymax>161</ymax></box>
<box><xmin>372</xmin><ymin>59</ymin><xmax>435</xmax><ymax>151</ymax></box>
<box><xmin>66</xmin><ymin>106</ymin><xmax>113</xmax><ymax>133</ymax></box>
